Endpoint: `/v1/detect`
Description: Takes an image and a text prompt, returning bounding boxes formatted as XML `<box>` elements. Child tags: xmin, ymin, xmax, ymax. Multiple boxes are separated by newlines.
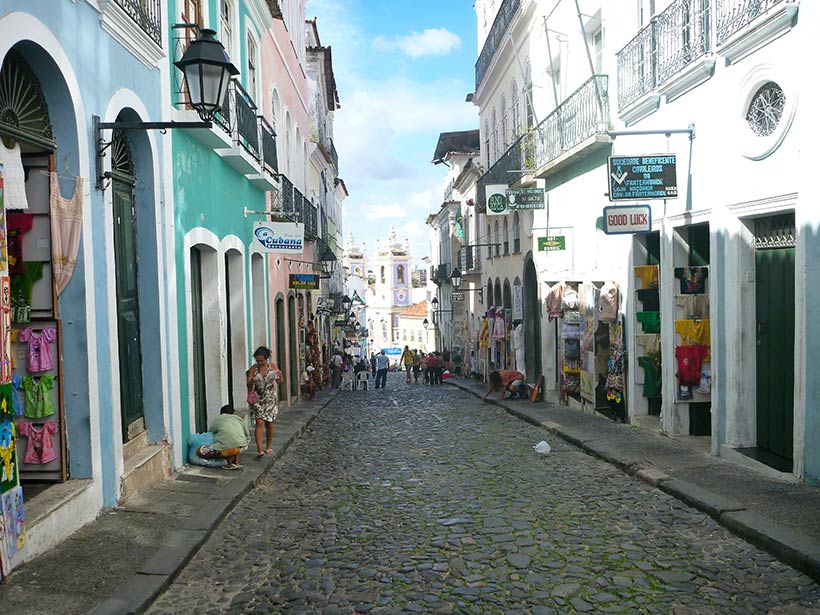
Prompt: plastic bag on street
<box><xmin>533</xmin><ymin>441</ymin><xmax>551</xmax><ymax>454</ymax></box>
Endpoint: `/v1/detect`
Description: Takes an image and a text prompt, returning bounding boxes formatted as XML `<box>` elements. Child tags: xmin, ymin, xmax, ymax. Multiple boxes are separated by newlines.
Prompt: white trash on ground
<box><xmin>533</xmin><ymin>441</ymin><xmax>551</xmax><ymax>454</ymax></box>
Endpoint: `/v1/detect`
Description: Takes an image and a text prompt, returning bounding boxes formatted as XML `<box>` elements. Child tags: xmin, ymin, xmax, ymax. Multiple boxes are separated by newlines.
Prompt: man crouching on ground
<box><xmin>197</xmin><ymin>405</ymin><xmax>250</xmax><ymax>469</ymax></box>
<box><xmin>482</xmin><ymin>370</ymin><xmax>528</xmax><ymax>401</ymax></box>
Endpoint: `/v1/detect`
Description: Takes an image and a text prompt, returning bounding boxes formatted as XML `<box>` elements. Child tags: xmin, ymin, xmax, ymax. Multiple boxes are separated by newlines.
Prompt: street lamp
<box><xmin>341</xmin><ymin>295</ymin><xmax>353</xmax><ymax>315</ymax></box>
<box><xmin>319</xmin><ymin>247</ymin><xmax>338</xmax><ymax>278</ymax></box>
<box><xmin>95</xmin><ymin>28</ymin><xmax>239</xmax><ymax>190</ymax></box>
<box><xmin>449</xmin><ymin>267</ymin><xmax>484</xmax><ymax>302</ymax></box>
<box><xmin>174</xmin><ymin>29</ymin><xmax>239</xmax><ymax>123</ymax></box>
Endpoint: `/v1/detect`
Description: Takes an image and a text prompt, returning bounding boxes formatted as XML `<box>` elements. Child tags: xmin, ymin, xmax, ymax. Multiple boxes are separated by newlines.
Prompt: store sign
<box><xmin>538</xmin><ymin>236</ymin><xmax>566</xmax><ymax>251</ymax></box>
<box><xmin>384</xmin><ymin>347</ymin><xmax>402</xmax><ymax>356</ymax></box>
<box><xmin>485</xmin><ymin>184</ymin><xmax>509</xmax><ymax>216</ymax></box>
<box><xmin>452</xmin><ymin>291</ymin><xmax>465</xmax><ymax>302</ymax></box>
<box><xmin>507</xmin><ymin>188</ymin><xmax>545</xmax><ymax>210</ymax></box>
<box><xmin>512</xmin><ymin>284</ymin><xmax>523</xmax><ymax>321</ymax></box>
<box><xmin>289</xmin><ymin>273</ymin><xmax>319</xmax><ymax>290</ymax></box>
<box><xmin>608</xmin><ymin>154</ymin><xmax>677</xmax><ymax>201</ymax></box>
<box><xmin>253</xmin><ymin>221</ymin><xmax>304</xmax><ymax>253</ymax></box>
<box><xmin>602</xmin><ymin>205</ymin><xmax>652</xmax><ymax>235</ymax></box>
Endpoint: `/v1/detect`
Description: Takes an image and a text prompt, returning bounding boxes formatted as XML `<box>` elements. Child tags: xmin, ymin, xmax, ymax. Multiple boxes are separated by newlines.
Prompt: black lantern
<box><xmin>450</xmin><ymin>267</ymin><xmax>462</xmax><ymax>289</ymax></box>
<box><xmin>320</xmin><ymin>247</ymin><xmax>337</xmax><ymax>278</ymax></box>
<box><xmin>341</xmin><ymin>295</ymin><xmax>353</xmax><ymax>314</ymax></box>
<box><xmin>174</xmin><ymin>29</ymin><xmax>239</xmax><ymax>123</ymax></box>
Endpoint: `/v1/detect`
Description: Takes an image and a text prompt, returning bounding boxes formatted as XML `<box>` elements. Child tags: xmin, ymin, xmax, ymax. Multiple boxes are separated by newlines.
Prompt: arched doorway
<box><xmin>111</xmin><ymin>126</ymin><xmax>145</xmax><ymax>442</ymax></box>
<box><xmin>494</xmin><ymin>277</ymin><xmax>502</xmax><ymax>308</ymax></box>
<box><xmin>523</xmin><ymin>254</ymin><xmax>542</xmax><ymax>380</ymax></box>
<box><xmin>224</xmin><ymin>247</ymin><xmax>246</xmax><ymax>409</ymax></box>
<box><xmin>288</xmin><ymin>294</ymin><xmax>298</xmax><ymax>399</ymax></box>
<box><xmin>275</xmin><ymin>296</ymin><xmax>286</xmax><ymax>398</ymax></box>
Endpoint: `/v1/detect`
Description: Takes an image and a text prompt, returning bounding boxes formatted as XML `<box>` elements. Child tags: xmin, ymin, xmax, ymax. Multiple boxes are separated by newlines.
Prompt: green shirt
<box><xmin>209</xmin><ymin>414</ymin><xmax>249</xmax><ymax>451</ymax></box>
<box><xmin>637</xmin><ymin>311</ymin><xmax>661</xmax><ymax>334</ymax></box>
<box><xmin>638</xmin><ymin>355</ymin><xmax>662</xmax><ymax>398</ymax></box>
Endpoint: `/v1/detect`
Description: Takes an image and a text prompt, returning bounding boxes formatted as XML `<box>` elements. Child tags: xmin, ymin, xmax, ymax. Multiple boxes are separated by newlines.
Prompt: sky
<box><xmin>305</xmin><ymin>0</ymin><xmax>479</xmax><ymax>267</ymax></box>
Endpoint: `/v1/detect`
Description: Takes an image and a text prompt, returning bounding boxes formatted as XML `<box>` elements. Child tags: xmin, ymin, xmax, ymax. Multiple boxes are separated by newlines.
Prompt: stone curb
<box><xmin>446</xmin><ymin>379</ymin><xmax>820</xmax><ymax>583</ymax></box>
<box><xmin>88</xmin><ymin>390</ymin><xmax>340</xmax><ymax>615</ymax></box>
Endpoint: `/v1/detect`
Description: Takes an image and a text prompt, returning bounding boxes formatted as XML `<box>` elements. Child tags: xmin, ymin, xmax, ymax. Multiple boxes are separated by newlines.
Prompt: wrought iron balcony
<box><xmin>458</xmin><ymin>246</ymin><xmax>482</xmax><ymax>274</ymax></box>
<box><xmin>530</xmin><ymin>75</ymin><xmax>609</xmax><ymax>171</ymax></box>
<box><xmin>114</xmin><ymin>0</ymin><xmax>162</xmax><ymax>46</ymax></box>
<box><xmin>477</xmin><ymin>75</ymin><xmax>608</xmax><ymax>206</ymax></box>
<box><xmin>475</xmin><ymin>0</ymin><xmax>521</xmax><ymax>91</ymax></box>
<box><xmin>616</xmin><ymin>0</ymin><xmax>711</xmax><ymax>111</ymax></box>
<box><xmin>304</xmin><ymin>201</ymin><xmax>319</xmax><ymax>240</ymax></box>
<box><xmin>715</xmin><ymin>0</ymin><xmax>787</xmax><ymax>45</ymax></box>
<box><xmin>231</xmin><ymin>80</ymin><xmax>260</xmax><ymax>161</ymax></box>
<box><xmin>282</xmin><ymin>176</ymin><xmax>294</xmax><ymax>213</ymax></box>
<box><xmin>259</xmin><ymin>117</ymin><xmax>279</xmax><ymax>177</ymax></box>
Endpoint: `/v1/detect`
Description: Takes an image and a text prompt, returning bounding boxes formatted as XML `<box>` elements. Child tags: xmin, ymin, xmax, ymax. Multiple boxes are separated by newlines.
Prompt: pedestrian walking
<box><xmin>400</xmin><ymin>345</ymin><xmax>414</xmax><ymax>383</ymax></box>
<box><xmin>375</xmin><ymin>350</ymin><xmax>389</xmax><ymax>389</ymax></box>
<box><xmin>412</xmin><ymin>351</ymin><xmax>421</xmax><ymax>383</ymax></box>
<box><xmin>331</xmin><ymin>350</ymin><xmax>343</xmax><ymax>388</ymax></box>
<box><xmin>247</xmin><ymin>346</ymin><xmax>282</xmax><ymax>457</ymax></box>
<box><xmin>421</xmin><ymin>352</ymin><xmax>430</xmax><ymax>384</ymax></box>
<box><xmin>432</xmin><ymin>352</ymin><xmax>444</xmax><ymax>385</ymax></box>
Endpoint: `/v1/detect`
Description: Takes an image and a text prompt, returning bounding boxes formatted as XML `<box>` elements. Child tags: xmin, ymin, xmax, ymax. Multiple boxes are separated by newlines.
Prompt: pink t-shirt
<box><xmin>17</xmin><ymin>421</ymin><xmax>59</xmax><ymax>464</ymax></box>
<box><xmin>18</xmin><ymin>327</ymin><xmax>57</xmax><ymax>372</ymax></box>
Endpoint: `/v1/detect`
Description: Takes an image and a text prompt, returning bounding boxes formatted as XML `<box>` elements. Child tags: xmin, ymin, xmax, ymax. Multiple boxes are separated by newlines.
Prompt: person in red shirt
<box><xmin>482</xmin><ymin>370</ymin><xmax>528</xmax><ymax>401</ymax></box>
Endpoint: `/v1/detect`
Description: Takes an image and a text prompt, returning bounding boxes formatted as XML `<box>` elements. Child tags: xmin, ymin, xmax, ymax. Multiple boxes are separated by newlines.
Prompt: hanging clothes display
<box><xmin>0</xmin><ymin>142</ymin><xmax>29</xmax><ymax>211</ymax></box>
<box><xmin>634</xmin><ymin>265</ymin><xmax>659</xmax><ymax>289</ymax></box>
<box><xmin>17</xmin><ymin>327</ymin><xmax>57</xmax><ymax>372</ymax></box>
<box><xmin>637</xmin><ymin>311</ymin><xmax>661</xmax><ymax>333</ymax></box>
<box><xmin>545</xmin><ymin>282</ymin><xmax>564</xmax><ymax>321</ymax></box>
<box><xmin>10</xmin><ymin>261</ymin><xmax>43</xmax><ymax>323</ymax></box>
<box><xmin>674</xmin><ymin>266</ymin><xmax>708</xmax><ymax>294</ymax></box>
<box><xmin>21</xmin><ymin>374</ymin><xmax>55</xmax><ymax>419</ymax></box>
<box><xmin>6</xmin><ymin>213</ymin><xmax>33</xmax><ymax>275</ymax></box>
<box><xmin>676</xmin><ymin>295</ymin><xmax>710</xmax><ymax>319</ymax></box>
<box><xmin>16</xmin><ymin>422</ymin><xmax>58</xmax><ymax>465</ymax></box>
<box><xmin>674</xmin><ymin>319</ymin><xmax>711</xmax><ymax>361</ymax></box>
<box><xmin>50</xmin><ymin>175</ymin><xmax>83</xmax><ymax>295</ymax></box>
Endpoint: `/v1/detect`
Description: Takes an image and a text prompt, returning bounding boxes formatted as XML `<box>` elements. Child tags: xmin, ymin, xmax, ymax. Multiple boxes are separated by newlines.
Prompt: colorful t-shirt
<box><xmin>675</xmin><ymin>345</ymin><xmax>708</xmax><ymax>387</ymax></box>
<box><xmin>636</xmin><ymin>288</ymin><xmax>660</xmax><ymax>311</ymax></box>
<box><xmin>6</xmin><ymin>213</ymin><xmax>33</xmax><ymax>275</ymax></box>
<box><xmin>0</xmin><ymin>382</ymin><xmax>13</xmax><ymax>418</ymax></box>
<box><xmin>638</xmin><ymin>355</ymin><xmax>662</xmax><ymax>398</ymax></box>
<box><xmin>17</xmin><ymin>421</ymin><xmax>59</xmax><ymax>464</ymax></box>
<box><xmin>11</xmin><ymin>261</ymin><xmax>44</xmax><ymax>323</ymax></box>
<box><xmin>635</xmin><ymin>265</ymin><xmax>659</xmax><ymax>289</ymax></box>
<box><xmin>0</xmin><ymin>420</ymin><xmax>17</xmax><ymax>492</ymax></box>
<box><xmin>18</xmin><ymin>327</ymin><xmax>57</xmax><ymax>372</ymax></box>
<box><xmin>637</xmin><ymin>311</ymin><xmax>661</xmax><ymax>333</ymax></box>
<box><xmin>21</xmin><ymin>374</ymin><xmax>55</xmax><ymax>418</ymax></box>
<box><xmin>675</xmin><ymin>319</ymin><xmax>711</xmax><ymax>361</ymax></box>
<box><xmin>675</xmin><ymin>267</ymin><xmax>708</xmax><ymax>294</ymax></box>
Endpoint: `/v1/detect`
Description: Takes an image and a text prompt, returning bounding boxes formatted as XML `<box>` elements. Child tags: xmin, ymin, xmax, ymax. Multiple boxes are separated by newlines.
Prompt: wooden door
<box><xmin>755</xmin><ymin>247</ymin><xmax>795</xmax><ymax>460</ymax></box>
<box><xmin>191</xmin><ymin>248</ymin><xmax>208</xmax><ymax>433</ymax></box>
<box><xmin>112</xmin><ymin>178</ymin><xmax>145</xmax><ymax>441</ymax></box>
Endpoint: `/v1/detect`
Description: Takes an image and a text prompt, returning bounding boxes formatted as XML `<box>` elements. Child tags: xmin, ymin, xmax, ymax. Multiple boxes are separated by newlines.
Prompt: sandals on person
<box><xmin>264</xmin><ymin>449</ymin><xmax>273</xmax><ymax>455</ymax></box>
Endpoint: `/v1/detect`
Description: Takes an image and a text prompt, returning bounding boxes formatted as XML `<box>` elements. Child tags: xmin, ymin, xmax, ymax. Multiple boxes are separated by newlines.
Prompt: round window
<box><xmin>745</xmin><ymin>81</ymin><xmax>785</xmax><ymax>137</ymax></box>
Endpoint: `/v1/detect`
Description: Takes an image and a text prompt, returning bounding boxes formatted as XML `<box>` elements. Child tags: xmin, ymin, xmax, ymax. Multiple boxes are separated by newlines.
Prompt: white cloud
<box><xmin>372</xmin><ymin>28</ymin><xmax>462</xmax><ymax>59</ymax></box>
<box><xmin>363</xmin><ymin>202</ymin><xmax>406</xmax><ymax>220</ymax></box>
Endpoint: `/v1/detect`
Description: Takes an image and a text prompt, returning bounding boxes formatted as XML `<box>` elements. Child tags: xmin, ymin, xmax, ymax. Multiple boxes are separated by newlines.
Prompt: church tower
<box><xmin>343</xmin><ymin>232</ymin><xmax>367</xmax><ymax>281</ymax></box>
<box><xmin>374</xmin><ymin>226</ymin><xmax>412</xmax><ymax>308</ymax></box>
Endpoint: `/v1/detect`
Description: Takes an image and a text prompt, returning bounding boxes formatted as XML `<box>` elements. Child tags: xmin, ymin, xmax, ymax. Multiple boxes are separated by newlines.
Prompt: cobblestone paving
<box><xmin>148</xmin><ymin>375</ymin><xmax>820</xmax><ymax>615</ymax></box>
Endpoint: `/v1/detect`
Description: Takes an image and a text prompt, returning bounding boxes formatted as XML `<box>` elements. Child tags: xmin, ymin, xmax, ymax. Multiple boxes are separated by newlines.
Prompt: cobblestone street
<box><xmin>147</xmin><ymin>375</ymin><xmax>820</xmax><ymax>615</ymax></box>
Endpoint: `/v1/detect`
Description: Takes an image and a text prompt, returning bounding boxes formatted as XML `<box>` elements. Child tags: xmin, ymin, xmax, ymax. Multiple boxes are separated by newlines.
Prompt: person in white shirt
<box><xmin>375</xmin><ymin>350</ymin><xmax>390</xmax><ymax>389</ymax></box>
<box><xmin>331</xmin><ymin>351</ymin><xmax>343</xmax><ymax>388</ymax></box>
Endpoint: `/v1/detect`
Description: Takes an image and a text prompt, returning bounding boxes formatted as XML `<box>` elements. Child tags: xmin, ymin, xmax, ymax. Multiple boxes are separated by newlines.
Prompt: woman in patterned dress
<box><xmin>247</xmin><ymin>346</ymin><xmax>281</xmax><ymax>456</ymax></box>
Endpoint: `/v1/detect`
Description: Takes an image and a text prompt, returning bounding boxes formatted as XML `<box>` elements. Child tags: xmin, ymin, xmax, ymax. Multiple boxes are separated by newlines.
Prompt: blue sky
<box><xmin>305</xmin><ymin>0</ymin><xmax>479</xmax><ymax>266</ymax></box>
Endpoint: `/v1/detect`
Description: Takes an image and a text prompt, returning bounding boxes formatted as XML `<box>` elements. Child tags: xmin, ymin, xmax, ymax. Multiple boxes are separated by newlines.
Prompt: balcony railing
<box><xmin>328</xmin><ymin>138</ymin><xmax>339</xmax><ymax>171</ymax></box>
<box><xmin>475</xmin><ymin>0</ymin><xmax>521</xmax><ymax>91</ymax></box>
<box><xmin>531</xmin><ymin>75</ymin><xmax>609</xmax><ymax>170</ymax></box>
<box><xmin>231</xmin><ymin>81</ymin><xmax>260</xmax><ymax>160</ymax></box>
<box><xmin>443</xmin><ymin>179</ymin><xmax>456</xmax><ymax>203</ymax></box>
<box><xmin>304</xmin><ymin>202</ymin><xmax>319</xmax><ymax>240</ymax></box>
<box><xmin>655</xmin><ymin>0</ymin><xmax>710</xmax><ymax>86</ymax></box>
<box><xmin>114</xmin><ymin>0</ymin><xmax>162</xmax><ymax>46</ymax></box>
<box><xmin>616</xmin><ymin>22</ymin><xmax>656</xmax><ymax>111</ymax></box>
<box><xmin>282</xmin><ymin>176</ymin><xmax>294</xmax><ymax>213</ymax></box>
<box><xmin>477</xmin><ymin>75</ymin><xmax>609</xmax><ymax>208</ymax></box>
<box><xmin>259</xmin><ymin>117</ymin><xmax>279</xmax><ymax>176</ymax></box>
<box><xmin>459</xmin><ymin>246</ymin><xmax>482</xmax><ymax>273</ymax></box>
<box><xmin>715</xmin><ymin>0</ymin><xmax>786</xmax><ymax>44</ymax></box>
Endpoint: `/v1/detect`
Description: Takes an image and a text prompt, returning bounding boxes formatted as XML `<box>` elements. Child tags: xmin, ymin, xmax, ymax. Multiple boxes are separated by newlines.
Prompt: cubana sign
<box><xmin>485</xmin><ymin>184</ymin><xmax>509</xmax><ymax>216</ymax></box>
<box><xmin>289</xmin><ymin>273</ymin><xmax>319</xmax><ymax>290</ymax></box>
<box><xmin>608</xmin><ymin>154</ymin><xmax>677</xmax><ymax>201</ymax></box>
<box><xmin>253</xmin><ymin>221</ymin><xmax>304</xmax><ymax>253</ymax></box>
<box><xmin>538</xmin><ymin>236</ymin><xmax>566</xmax><ymax>251</ymax></box>
<box><xmin>602</xmin><ymin>205</ymin><xmax>652</xmax><ymax>235</ymax></box>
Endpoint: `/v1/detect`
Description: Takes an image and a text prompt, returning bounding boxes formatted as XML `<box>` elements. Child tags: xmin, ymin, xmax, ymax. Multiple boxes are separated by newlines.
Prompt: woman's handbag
<box><xmin>247</xmin><ymin>390</ymin><xmax>259</xmax><ymax>405</ymax></box>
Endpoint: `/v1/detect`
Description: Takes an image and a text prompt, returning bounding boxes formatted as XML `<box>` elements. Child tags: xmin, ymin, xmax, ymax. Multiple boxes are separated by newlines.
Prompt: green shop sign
<box><xmin>538</xmin><ymin>236</ymin><xmax>566</xmax><ymax>251</ymax></box>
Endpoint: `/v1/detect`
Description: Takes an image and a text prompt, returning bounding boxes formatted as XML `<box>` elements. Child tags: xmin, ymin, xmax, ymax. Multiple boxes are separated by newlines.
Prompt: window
<box><xmin>484</xmin><ymin>119</ymin><xmax>490</xmax><ymax>168</ymax></box>
<box><xmin>494</xmin><ymin>221</ymin><xmax>500</xmax><ymax>256</ymax></box>
<box><xmin>397</xmin><ymin>264</ymin><xmax>405</xmax><ymax>284</ymax></box>
<box><xmin>380</xmin><ymin>265</ymin><xmax>385</xmax><ymax>284</ymax></box>
<box><xmin>403</xmin><ymin>329</ymin><xmax>407</xmax><ymax>341</ymax></box>
<box><xmin>746</xmin><ymin>82</ymin><xmax>785</xmax><ymax>137</ymax></box>
<box><xmin>418</xmin><ymin>329</ymin><xmax>423</xmax><ymax>341</ymax></box>
<box><xmin>247</xmin><ymin>32</ymin><xmax>258</xmax><ymax>100</ymax></box>
<box><xmin>591</xmin><ymin>29</ymin><xmax>604</xmax><ymax>74</ymax></box>
<box><xmin>500</xmin><ymin>96</ymin><xmax>508</xmax><ymax>148</ymax></box>
<box><xmin>492</xmin><ymin>108</ymin><xmax>499</xmax><ymax>160</ymax></box>
<box><xmin>513</xmin><ymin>211</ymin><xmax>521</xmax><ymax>253</ymax></box>
<box><xmin>410</xmin><ymin>330</ymin><xmax>415</xmax><ymax>342</ymax></box>
<box><xmin>510</xmin><ymin>80</ymin><xmax>520</xmax><ymax>138</ymax></box>
<box><xmin>487</xmin><ymin>223</ymin><xmax>493</xmax><ymax>259</ymax></box>
<box><xmin>524</xmin><ymin>60</ymin><xmax>534</xmax><ymax>129</ymax></box>
<box><xmin>219</xmin><ymin>1</ymin><xmax>234</xmax><ymax>57</ymax></box>
<box><xmin>503</xmin><ymin>217</ymin><xmax>509</xmax><ymax>255</ymax></box>
<box><xmin>182</xmin><ymin>0</ymin><xmax>202</xmax><ymax>46</ymax></box>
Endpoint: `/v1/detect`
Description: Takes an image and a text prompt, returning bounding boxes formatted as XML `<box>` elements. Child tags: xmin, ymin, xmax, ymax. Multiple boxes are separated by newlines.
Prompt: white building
<box><xmin>365</xmin><ymin>228</ymin><xmax>414</xmax><ymax>354</ymax></box>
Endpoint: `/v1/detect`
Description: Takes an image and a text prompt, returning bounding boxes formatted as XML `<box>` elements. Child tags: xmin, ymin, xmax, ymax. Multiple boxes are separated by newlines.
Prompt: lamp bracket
<box><xmin>94</xmin><ymin>115</ymin><xmax>211</xmax><ymax>191</ymax></box>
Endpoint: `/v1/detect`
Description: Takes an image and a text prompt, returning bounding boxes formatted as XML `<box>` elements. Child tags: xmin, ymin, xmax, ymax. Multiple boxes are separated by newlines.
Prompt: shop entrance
<box><xmin>523</xmin><ymin>255</ymin><xmax>542</xmax><ymax>381</ymax></box>
<box><xmin>754</xmin><ymin>215</ymin><xmax>795</xmax><ymax>467</ymax></box>
<box><xmin>288</xmin><ymin>295</ymin><xmax>298</xmax><ymax>398</ymax></box>
<box><xmin>275</xmin><ymin>297</ymin><xmax>286</xmax><ymax>397</ymax></box>
<box><xmin>111</xmin><ymin>130</ymin><xmax>145</xmax><ymax>441</ymax></box>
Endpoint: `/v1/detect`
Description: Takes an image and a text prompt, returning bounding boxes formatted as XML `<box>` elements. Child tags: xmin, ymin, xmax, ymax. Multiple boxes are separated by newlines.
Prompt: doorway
<box><xmin>111</xmin><ymin>130</ymin><xmax>145</xmax><ymax>442</ymax></box>
<box><xmin>754</xmin><ymin>215</ymin><xmax>795</xmax><ymax>469</ymax></box>
<box><xmin>288</xmin><ymin>294</ymin><xmax>298</xmax><ymax>398</ymax></box>
<box><xmin>523</xmin><ymin>255</ymin><xmax>542</xmax><ymax>381</ymax></box>
<box><xmin>275</xmin><ymin>297</ymin><xmax>286</xmax><ymax>399</ymax></box>
<box><xmin>190</xmin><ymin>248</ymin><xmax>208</xmax><ymax>433</ymax></box>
